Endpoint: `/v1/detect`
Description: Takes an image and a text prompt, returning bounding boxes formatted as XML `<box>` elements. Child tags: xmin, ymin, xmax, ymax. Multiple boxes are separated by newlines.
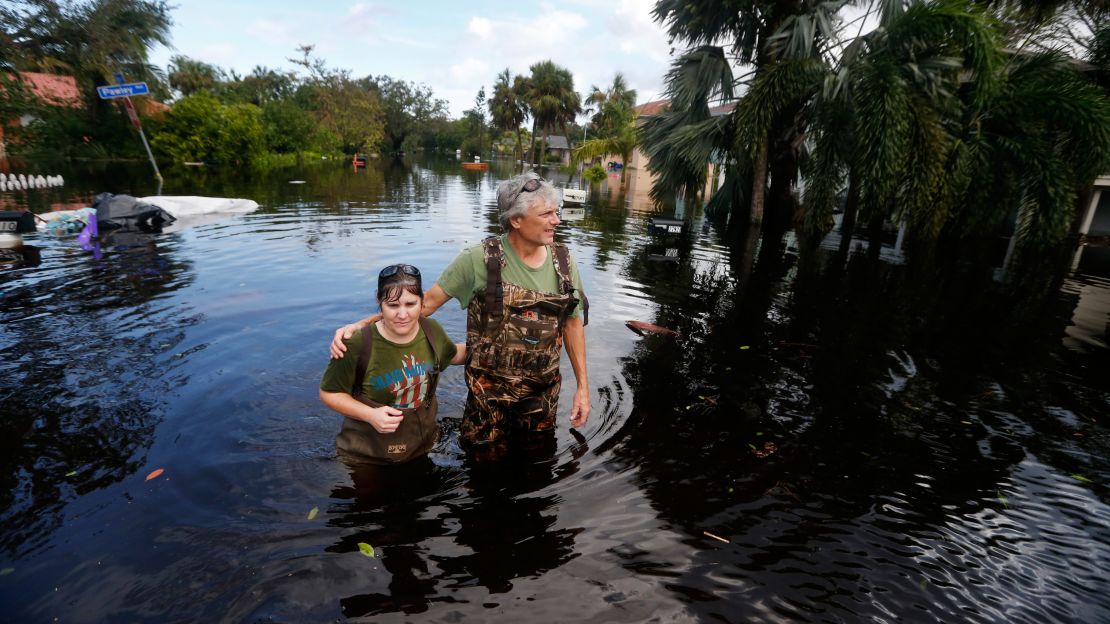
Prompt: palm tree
<box><xmin>574</xmin><ymin>73</ymin><xmax>639</xmax><ymax>188</ymax></box>
<box><xmin>168</xmin><ymin>56</ymin><xmax>222</xmax><ymax>98</ymax></box>
<box><xmin>489</xmin><ymin>68</ymin><xmax>527</xmax><ymax>160</ymax></box>
<box><xmin>525</xmin><ymin>60</ymin><xmax>581</xmax><ymax>167</ymax></box>
<box><xmin>801</xmin><ymin>2</ymin><xmax>1110</xmax><ymax>252</ymax></box>
<box><xmin>587</xmin><ymin>72</ymin><xmax>637</xmax><ymax>135</ymax></box>
<box><xmin>573</xmin><ymin>113</ymin><xmax>638</xmax><ymax>188</ymax></box>
<box><xmin>650</xmin><ymin>0</ymin><xmax>820</xmax><ymax>225</ymax></box>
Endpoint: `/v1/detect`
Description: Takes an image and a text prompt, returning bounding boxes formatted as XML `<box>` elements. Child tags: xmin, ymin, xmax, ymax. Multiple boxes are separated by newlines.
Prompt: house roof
<box><xmin>635</xmin><ymin>98</ymin><xmax>737</xmax><ymax>118</ymax></box>
<box><xmin>18</xmin><ymin>72</ymin><xmax>81</xmax><ymax>107</ymax></box>
<box><xmin>709</xmin><ymin>101</ymin><xmax>737</xmax><ymax>116</ymax></box>
<box><xmin>635</xmin><ymin>99</ymin><xmax>670</xmax><ymax>117</ymax></box>
<box><xmin>545</xmin><ymin>135</ymin><xmax>570</xmax><ymax>150</ymax></box>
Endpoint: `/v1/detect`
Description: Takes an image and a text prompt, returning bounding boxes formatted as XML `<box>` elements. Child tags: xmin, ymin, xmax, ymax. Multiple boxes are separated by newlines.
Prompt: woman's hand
<box><xmin>365</xmin><ymin>405</ymin><xmax>404</xmax><ymax>434</ymax></box>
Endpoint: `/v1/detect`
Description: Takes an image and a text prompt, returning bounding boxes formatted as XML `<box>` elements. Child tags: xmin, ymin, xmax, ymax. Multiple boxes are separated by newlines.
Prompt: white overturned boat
<box><xmin>561</xmin><ymin>188</ymin><xmax>586</xmax><ymax>205</ymax></box>
<box><xmin>36</xmin><ymin>194</ymin><xmax>259</xmax><ymax>235</ymax></box>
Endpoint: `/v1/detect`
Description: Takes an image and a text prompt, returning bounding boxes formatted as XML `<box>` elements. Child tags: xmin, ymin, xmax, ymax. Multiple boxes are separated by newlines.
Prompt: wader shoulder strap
<box><xmin>552</xmin><ymin>243</ymin><xmax>589</xmax><ymax>326</ymax></box>
<box><xmin>417</xmin><ymin>316</ymin><xmax>441</xmax><ymax>396</ymax></box>
<box><xmin>483</xmin><ymin>236</ymin><xmax>504</xmax><ymax>328</ymax></box>
<box><xmin>352</xmin><ymin>325</ymin><xmax>375</xmax><ymax>395</ymax></box>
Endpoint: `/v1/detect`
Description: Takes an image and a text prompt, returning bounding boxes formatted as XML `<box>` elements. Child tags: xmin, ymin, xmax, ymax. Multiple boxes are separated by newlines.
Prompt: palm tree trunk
<box><xmin>838</xmin><ymin>170</ymin><xmax>860</xmax><ymax>256</ymax></box>
<box><xmin>515</xmin><ymin>128</ymin><xmax>524</xmax><ymax>163</ymax></box>
<box><xmin>866</xmin><ymin>208</ymin><xmax>885</xmax><ymax>261</ymax></box>
<box><xmin>538</xmin><ymin>126</ymin><xmax>548</xmax><ymax>169</ymax></box>
<box><xmin>749</xmin><ymin>137</ymin><xmax>769</xmax><ymax>224</ymax></box>
<box><xmin>529</xmin><ymin>118</ymin><xmax>539</xmax><ymax>166</ymax></box>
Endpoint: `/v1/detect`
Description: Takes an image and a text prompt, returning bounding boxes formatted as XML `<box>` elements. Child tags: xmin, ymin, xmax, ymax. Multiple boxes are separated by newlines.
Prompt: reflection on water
<box><xmin>0</xmin><ymin>157</ymin><xmax>1107</xmax><ymax>622</ymax></box>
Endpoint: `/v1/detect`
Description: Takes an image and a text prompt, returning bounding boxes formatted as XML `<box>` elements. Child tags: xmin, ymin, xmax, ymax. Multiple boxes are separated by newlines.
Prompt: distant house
<box><xmin>1</xmin><ymin>72</ymin><xmax>82</xmax><ymax>157</ymax></box>
<box><xmin>544</xmin><ymin>135</ymin><xmax>571</xmax><ymax>165</ymax></box>
<box><xmin>624</xmin><ymin>98</ymin><xmax>736</xmax><ymax>209</ymax></box>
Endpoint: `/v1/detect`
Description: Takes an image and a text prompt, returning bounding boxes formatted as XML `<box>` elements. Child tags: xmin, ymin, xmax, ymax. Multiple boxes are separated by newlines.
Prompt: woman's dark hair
<box><xmin>377</xmin><ymin>269</ymin><xmax>423</xmax><ymax>305</ymax></box>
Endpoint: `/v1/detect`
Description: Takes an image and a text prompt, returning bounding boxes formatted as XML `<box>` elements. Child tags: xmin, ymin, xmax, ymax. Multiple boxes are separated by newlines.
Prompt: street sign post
<box><xmin>98</xmin><ymin>73</ymin><xmax>162</xmax><ymax>194</ymax></box>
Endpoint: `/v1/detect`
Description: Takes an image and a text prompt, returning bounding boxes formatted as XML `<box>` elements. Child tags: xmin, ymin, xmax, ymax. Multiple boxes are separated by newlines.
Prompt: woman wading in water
<box><xmin>320</xmin><ymin>264</ymin><xmax>465</xmax><ymax>463</ymax></box>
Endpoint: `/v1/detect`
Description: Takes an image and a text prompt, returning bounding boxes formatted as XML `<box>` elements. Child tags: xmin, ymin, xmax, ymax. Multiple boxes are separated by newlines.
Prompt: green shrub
<box><xmin>583</xmin><ymin>163</ymin><xmax>607</xmax><ymax>185</ymax></box>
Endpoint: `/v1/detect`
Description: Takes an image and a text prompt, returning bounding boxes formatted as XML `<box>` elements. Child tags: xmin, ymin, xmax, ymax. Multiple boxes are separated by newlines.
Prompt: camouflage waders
<box><xmin>460</xmin><ymin>236</ymin><xmax>588</xmax><ymax>450</ymax></box>
<box><xmin>337</xmin><ymin>317</ymin><xmax>442</xmax><ymax>464</ymax></box>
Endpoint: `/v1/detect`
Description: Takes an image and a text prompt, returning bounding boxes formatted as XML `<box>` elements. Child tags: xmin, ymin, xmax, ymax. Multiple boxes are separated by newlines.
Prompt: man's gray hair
<box><xmin>496</xmin><ymin>172</ymin><xmax>560</xmax><ymax>231</ymax></box>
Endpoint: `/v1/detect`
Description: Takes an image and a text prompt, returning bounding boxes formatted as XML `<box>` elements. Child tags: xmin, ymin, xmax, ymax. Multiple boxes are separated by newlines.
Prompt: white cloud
<box><xmin>468</xmin><ymin>17</ymin><xmax>492</xmax><ymax>39</ymax></box>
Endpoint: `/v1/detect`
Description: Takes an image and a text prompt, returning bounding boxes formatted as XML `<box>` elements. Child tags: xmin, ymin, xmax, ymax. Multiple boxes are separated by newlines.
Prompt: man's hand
<box><xmin>330</xmin><ymin>321</ymin><xmax>369</xmax><ymax>359</ymax></box>
<box><xmin>366</xmin><ymin>405</ymin><xmax>404</xmax><ymax>434</ymax></box>
<box><xmin>570</xmin><ymin>386</ymin><xmax>590</xmax><ymax>428</ymax></box>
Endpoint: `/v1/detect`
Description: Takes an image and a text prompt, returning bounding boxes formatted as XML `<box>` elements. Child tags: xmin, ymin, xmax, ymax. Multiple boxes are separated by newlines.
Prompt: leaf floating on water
<box><xmin>0</xmin><ymin>568</ymin><xmax>13</xmax><ymax>576</ymax></box>
<box><xmin>748</xmin><ymin>443</ymin><xmax>757</xmax><ymax>451</ymax></box>
<box><xmin>357</xmin><ymin>542</ymin><xmax>376</xmax><ymax>558</ymax></box>
<box><xmin>307</xmin><ymin>506</ymin><xmax>318</xmax><ymax>521</ymax></box>
<box><xmin>1072</xmin><ymin>474</ymin><xmax>1092</xmax><ymax>483</ymax></box>
<box><xmin>145</xmin><ymin>468</ymin><xmax>165</xmax><ymax>481</ymax></box>
<box><xmin>961</xmin><ymin>421</ymin><xmax>972</xmax><ymax>425</ymax></box>
<box><xmin>739</xmin><ymin>345</ymin><xmax>750</xmax><ymax>350</ymax></box>
<box><xmin>65</xmin><ymin>470</ymin><xmax>77</xmax><ymax>477</ymax></box>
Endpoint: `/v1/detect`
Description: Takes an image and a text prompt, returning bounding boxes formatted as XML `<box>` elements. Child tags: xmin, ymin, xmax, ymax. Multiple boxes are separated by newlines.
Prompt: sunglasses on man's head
<box><xmin>507</xmin><ymin>176</ymin><xmax>545</xmax><ymax>208</ymax></box>
<box><xmin>379</xmin><ymin>264</ymin><xmax>420</xmax><ymax>279</ymax></box>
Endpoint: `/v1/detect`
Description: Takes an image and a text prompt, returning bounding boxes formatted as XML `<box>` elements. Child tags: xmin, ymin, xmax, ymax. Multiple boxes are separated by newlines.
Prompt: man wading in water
<box><xmin>330</xmin><ymin>173</ymin><xmax>590</xmax><ymax>458</ymax></box>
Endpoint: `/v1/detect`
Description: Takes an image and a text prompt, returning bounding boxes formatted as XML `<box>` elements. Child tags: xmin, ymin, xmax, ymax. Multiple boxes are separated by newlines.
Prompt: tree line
<box><xmin>0</xmin><ymin>0</ymin><xmax>650</xmax><ymax>173</ymax></box>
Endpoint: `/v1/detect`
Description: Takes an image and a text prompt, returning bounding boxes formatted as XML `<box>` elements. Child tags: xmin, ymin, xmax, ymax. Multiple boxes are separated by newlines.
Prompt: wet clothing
<box><xmin>321</xmin><ymin>318</ymin><xmax>456</xmax><ymax>463</ymax></box>
<box><xmin>442</xmin><ymin>236</ymin><xmax>586</xmax><ymax>449</ymax></box>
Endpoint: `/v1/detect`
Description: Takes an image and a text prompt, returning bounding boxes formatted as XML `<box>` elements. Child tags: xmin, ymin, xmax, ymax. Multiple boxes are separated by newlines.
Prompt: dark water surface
<box><xmin>1</xmin><ymin>158</ymin><xmax>1107</xmax><ymax>622</ymax></box>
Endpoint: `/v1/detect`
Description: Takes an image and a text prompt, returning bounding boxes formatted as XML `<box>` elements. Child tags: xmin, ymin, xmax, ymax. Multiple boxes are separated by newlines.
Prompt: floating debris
<box><xmin>752</xmin><ymin>441</ymin><xmax>778</xmax><ymax>458</ymax></box>
<box><xmin>307</xmin><ymin>506</ymin><xmax>319</xmax><ymax>521</ymax></box>
<box><xmin>357</xmin><ymin>542</ymin><xmax>376</xmax><ymax>558</ymax></box>
<box><xmin>703</xmin><ymin>531</ymin><xmax>730</xmax><ymax>544</ymax></box>
<box><xmin>625</xmin><ymin>320</ymin><xmax>679</xmax><ymax>337</ymax></box>
<box><xmin>145</xmin><ymin>468</ymin><xmax>165</xmax><ymax>481</ymax></box>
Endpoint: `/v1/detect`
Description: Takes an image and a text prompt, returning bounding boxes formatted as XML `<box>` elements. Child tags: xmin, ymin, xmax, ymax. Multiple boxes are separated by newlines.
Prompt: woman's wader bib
<box><xmin>336</xmin><ymin>317</ymin><xmax>442</xmax><ymax>464</ymax></box>
<box><xmin>460</xmin><ymin>236</ymin><xmax>588</xmax><ymax>447</ymax></box>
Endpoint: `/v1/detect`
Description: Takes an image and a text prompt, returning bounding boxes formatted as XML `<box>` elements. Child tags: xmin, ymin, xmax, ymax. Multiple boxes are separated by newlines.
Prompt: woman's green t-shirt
<box><xmin>320</xmin><ymin>319</ymin><xmax>457</xmax><ymax>409</ymax></box>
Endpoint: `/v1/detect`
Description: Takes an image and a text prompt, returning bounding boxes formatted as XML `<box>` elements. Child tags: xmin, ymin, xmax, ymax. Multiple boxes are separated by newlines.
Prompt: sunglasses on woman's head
<box><xmin>507</xmin><ymin>176</ymin><xmax>545</xmax><ymax>207</ymax></box>
<box><xmin>379</xmin><ymin>264</ymin><xmax>420</xmax><ymax>279</ymax></box>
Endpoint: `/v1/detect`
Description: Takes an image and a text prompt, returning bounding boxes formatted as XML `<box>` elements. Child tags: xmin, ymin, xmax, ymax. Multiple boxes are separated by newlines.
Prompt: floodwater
<box><xmin>1</xmin><ymin>157</ymin><xmax>1107</xmax><ymax>623</ymax></box>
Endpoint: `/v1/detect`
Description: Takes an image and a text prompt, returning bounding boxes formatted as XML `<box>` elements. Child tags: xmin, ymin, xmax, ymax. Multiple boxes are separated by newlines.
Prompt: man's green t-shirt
<box><xmin>437</xmin><ymin>233</ymin><xmax>586</xmax><ymax>317</ymax></box>
<box><xmin>320</xmin><ymin>319</ymin><xmax>457</xmax><ymax>409</ymax></box>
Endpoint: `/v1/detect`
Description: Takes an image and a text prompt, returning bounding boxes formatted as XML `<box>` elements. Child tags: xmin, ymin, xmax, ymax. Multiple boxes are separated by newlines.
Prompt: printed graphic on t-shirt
<box><xmin>370</xmin><ymin>354</ymin><xmax>434</xmax><ymax>408</ymax></box>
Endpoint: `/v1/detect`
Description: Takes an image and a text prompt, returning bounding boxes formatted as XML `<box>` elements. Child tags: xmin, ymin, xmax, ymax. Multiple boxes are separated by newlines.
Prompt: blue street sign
<box><xmin>97</xmin><ymin>82</ymin><xmax>149</xmax><ymax>99</ymax></box>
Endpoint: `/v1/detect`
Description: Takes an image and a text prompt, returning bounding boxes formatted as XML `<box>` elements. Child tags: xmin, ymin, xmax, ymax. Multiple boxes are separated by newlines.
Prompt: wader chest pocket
<box><xmin>508</xmin><ymin>307</ymin><xmax>557</xmax><ymax>349</ymax></box>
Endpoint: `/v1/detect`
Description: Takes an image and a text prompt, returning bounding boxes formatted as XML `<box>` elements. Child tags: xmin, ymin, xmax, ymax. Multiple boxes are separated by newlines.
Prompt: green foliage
<box><xmin>526</xmin><ymin>60</ymin><xmax>581</xmax><ymax>162</ymax></box>
<box><xmin>489</xmin><ymin>69</ymin><xmax>528</xmax><ymax>158</ymax></box>
<box><xmin>261</xmin><ymin>99</ymin><xmax>315</xmax><ymax>153</ymax></box>
<box><xmin>583</xmin><ymin>163</ymin><xmax>608</xmax><ymax>184</ymax></box>
<box><xmin>362</xmin><ymin>75</ymin><xmax>450</xmax><ymax>154</ymax></box>
<box><xmin>168</xmin><ymin>55</ymin><xmax>222</xmax><ymax>97</ymax></box>
<box><xmin>646</xmin><ymin>0</ymin><xmax>1110</xmax><ymax>252</ymax></box>
<box><xmin>152</xmin><ymin>92</ymin><xmax>265</xmax><ymax>164</ymax></box>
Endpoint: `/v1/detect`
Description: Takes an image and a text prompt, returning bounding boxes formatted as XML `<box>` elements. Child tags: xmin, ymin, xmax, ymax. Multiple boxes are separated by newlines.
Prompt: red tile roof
<box><xmin>635</xmin><ymin>99</ymin><xmax>670</xmax><ymax>117</ymax></box>
<box><xmin>635</xmin><ymin>99</ymin><xmax>737</xmax><ymax>117</ymax></box>
<box><xmin>18</xmin><ymin>72</ymin><xmax>81</xmax><ymax>107</ymax></box>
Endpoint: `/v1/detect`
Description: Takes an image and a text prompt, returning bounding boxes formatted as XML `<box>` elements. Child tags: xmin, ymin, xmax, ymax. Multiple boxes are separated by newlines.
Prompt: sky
<box><xmin>148</xmin><ymin>0</ymin><xmax>680</xmax><ymax>119</ymax></box>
